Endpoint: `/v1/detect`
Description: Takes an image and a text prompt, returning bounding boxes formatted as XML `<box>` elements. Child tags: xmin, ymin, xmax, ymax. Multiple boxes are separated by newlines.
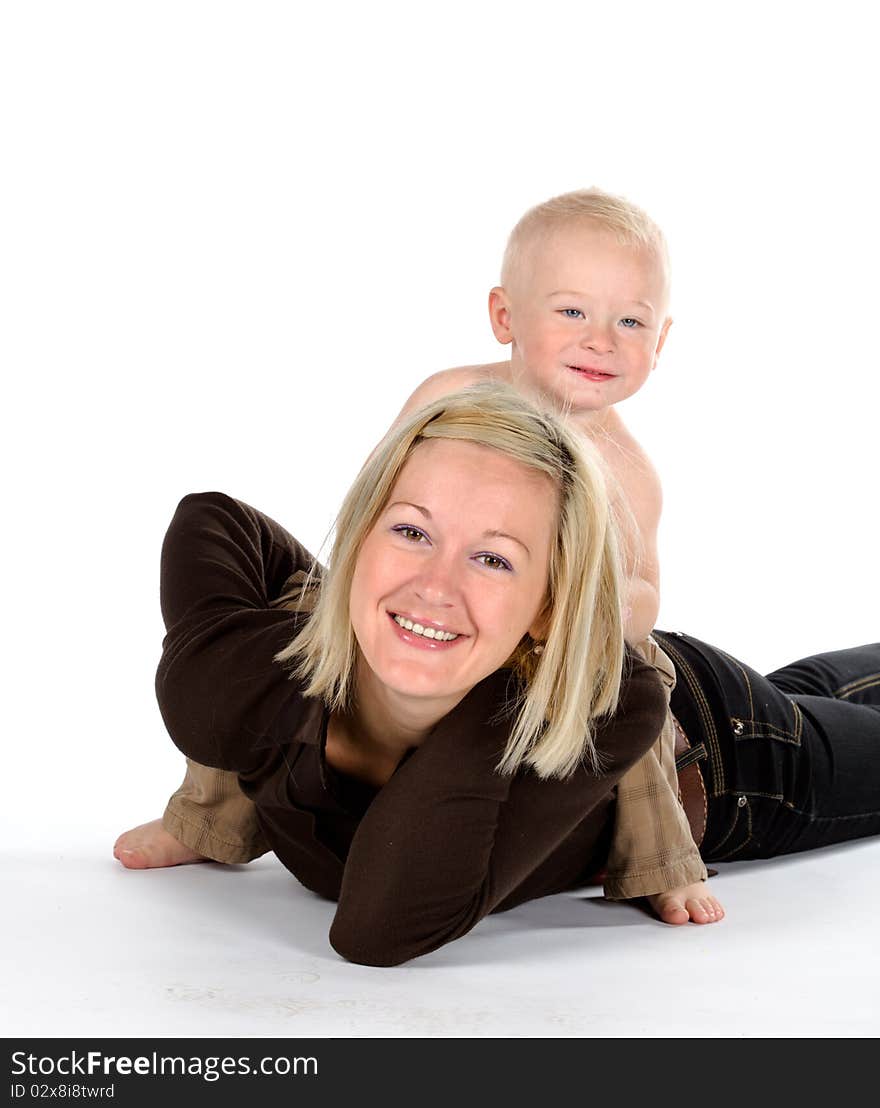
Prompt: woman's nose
<box><xmin>413</xmin><ymin>555</ymin><xmax>459</xmax><ymax>607</ymax></box>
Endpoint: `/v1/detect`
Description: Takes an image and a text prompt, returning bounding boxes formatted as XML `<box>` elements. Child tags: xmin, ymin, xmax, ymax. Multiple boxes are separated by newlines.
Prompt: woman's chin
<box><xmin>364</xmin><ymin>655</ymin><xmax>473</xmax><ymax>706</ymax></box>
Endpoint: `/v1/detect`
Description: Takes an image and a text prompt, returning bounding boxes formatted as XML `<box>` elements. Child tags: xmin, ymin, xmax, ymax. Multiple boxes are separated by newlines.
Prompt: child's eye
<box><xmin>392</xmin><ymin>525</ymin><xmax>429</xmax><ymax>543</ymax></box>
<box><xmin>474</xmin><ymin>552</ymin><xmax>513</xmax><ymax>572</ymax></box>
<box><xmin>619</xmin><ymin>317</ymin><xmax>641</xmax><ymax>329</ymax></box>
<box><xmin>560</xmin><ymin>308</ymin><xmax>585</xmax><ymax>320</ymax></box>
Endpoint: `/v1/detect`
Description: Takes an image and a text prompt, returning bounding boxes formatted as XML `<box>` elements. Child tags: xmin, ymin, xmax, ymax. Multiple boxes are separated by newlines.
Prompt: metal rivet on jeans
<box><xmin>737</xmin><ymin>795</ymin><xmax>748</xmax><ymax>808</ymax></box>
<box><xmin>732</xmin><ymin>719</ymin><xmax>745</xmax><ymax>736</ymax></box>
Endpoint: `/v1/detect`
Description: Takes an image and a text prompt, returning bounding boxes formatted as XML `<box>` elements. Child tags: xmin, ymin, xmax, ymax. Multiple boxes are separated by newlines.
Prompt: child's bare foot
<box><xmin>646</xmin><ymin>881</ymin><xmax>725</xmax><ymax>925</ymax></box>
<box><xmin>113</xmin><ymin>819</ymin><xmax>209</xmax><ymax>869</ymax></box>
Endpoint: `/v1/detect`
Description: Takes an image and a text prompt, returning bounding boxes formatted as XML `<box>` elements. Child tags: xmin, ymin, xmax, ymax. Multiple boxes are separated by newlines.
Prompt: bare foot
<box><xmin>646</xmin><ymin>881</ymin><xmax>725</xmax><ymax>925</ymax></box>
<box><xmin>113</xmin><ymin>819</ymin><xmax>209</xmax><ymax>869</ymax></box>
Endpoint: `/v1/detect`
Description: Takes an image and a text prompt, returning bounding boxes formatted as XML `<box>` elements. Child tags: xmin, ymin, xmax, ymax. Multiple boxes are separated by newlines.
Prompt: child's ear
<box><xmin>653</xmin><ymin>316</ymin><xmax>673</xmax><ymax>367</ymax></box>
<box><xmin>488</xmin><ymin>286</ymin><xmax>514</xmax><ymax>345</ymax></box>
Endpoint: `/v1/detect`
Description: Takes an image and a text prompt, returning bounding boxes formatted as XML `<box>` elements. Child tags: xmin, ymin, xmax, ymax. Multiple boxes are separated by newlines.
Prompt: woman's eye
<box><xmin>619</xmin><ymin>317</ymin><xmax>640</xmax><ymax>329</ymax></box>
<box><xmin>560</xmin><ymin>308</ymin><xmax>585</xmax><ymax>320</ymax></box>
<box><xmin>392</xmin><ymin>525</ymin><xmax>428</xmax><ymax>543</ymax></box>
<box><xmin>475</xmin><ymin>553</ymin><xmax>512</xmax><ymax>572</ymax></box>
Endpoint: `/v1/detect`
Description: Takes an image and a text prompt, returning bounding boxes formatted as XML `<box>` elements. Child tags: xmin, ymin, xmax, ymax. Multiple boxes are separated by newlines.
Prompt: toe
<box><xmin>659</xmin><ymin>900</ymin><xmax>690</xmax><ymax>926</ymax></box>
<box><xmin>114</xmin><ymin>847</ymin><xmax>150</xmax><ymax>870</ymax></box>
<box><xmin>687</xmin><ymin>897</ymin><xmax>723</xmax><ymax>924</ymax></box>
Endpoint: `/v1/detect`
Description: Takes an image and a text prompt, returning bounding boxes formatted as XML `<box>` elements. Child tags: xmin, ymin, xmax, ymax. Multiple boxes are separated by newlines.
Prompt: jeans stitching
<box><xmin>794</xmin><ymin>699</ymin><xmax>804</xmax><ymax>741</ymax></box>
<box><xmin>711</xmin><ymin>796</ymin><xmax>753</xmax><ymax>860</ymax></box>
<box><xmin>657</xmin><ymin>636</ymin><xmax>725</xmax><ymax>794</ymax></box>
<box><xmin>726</xmin><ymin>654</ymin><xmax>803</xmax><ymax>742</ymax></box>
<box><xmin>781</xmin><ymin>802</ymin><xmax>880</xmax><ymax>821</ymax></box>
<box><xmin>835</xmin><ymin>674</ymin><xmax>880</xmax><ymax>699</ymax></box>
<box><xmin>735</xmin><ymin>721</ymin><xmax>802</xmax><ymax>745</ymax></box>
<box><xmin>719</xmin><ymin>649</ymin><xmax>756</xmax><ymax>720</ymax></box>
<box><xmin>833</xmin><ymin>670</ymin><xmax>880</xmax><ymax>695</ymax></box>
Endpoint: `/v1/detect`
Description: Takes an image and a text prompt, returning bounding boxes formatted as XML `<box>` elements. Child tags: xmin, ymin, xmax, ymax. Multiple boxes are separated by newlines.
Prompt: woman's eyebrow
<box><xmin>483</xmin><ymin>529</ymin><xmax>531</xmax><ymax>558</ymax></box>
<box><xmin>387</xmin><ymin>500</ymin><xmax>431</xmax><ymax>517</ymax></box>
<box><xmin>387</xmin><ymin>503</ymin><xmax>531</xmax><ymax>558</ymax></box>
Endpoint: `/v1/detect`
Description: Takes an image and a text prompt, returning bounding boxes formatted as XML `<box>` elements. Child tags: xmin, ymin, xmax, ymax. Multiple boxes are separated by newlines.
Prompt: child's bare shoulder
<box><xmin>393</xmin><ymin>362</ymin><xmax>509</xmax><ymax>424</ymax></box>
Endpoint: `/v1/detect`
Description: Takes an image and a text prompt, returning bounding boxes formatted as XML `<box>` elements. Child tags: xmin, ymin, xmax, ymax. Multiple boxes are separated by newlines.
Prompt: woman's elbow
<box><xmin>154</xmin><ymin>665</ymin><xmax>233</xmax><ymax>771</ymax></box>
<box><xmin>328</xmin><ymin>925</ymin><xmax>414</xmax><ymax>968</ymax></box>
<box><xmin>328</xmin><ymin>888</ymin><xmax>484</xmax><ymax>967</ymax></box>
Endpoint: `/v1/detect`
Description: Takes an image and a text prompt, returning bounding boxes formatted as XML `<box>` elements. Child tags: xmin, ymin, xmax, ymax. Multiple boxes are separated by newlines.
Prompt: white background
<box><xmin>3</xmin><ymin>0</ymin><xmax>878</xmax><ymax>841</ymax></box>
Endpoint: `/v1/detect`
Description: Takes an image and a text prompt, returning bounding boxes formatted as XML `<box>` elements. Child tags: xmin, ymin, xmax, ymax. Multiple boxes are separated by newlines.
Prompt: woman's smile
<box><xmin>389</xmin><ymin>612</ymin><xmax>464</xmax><ymax>645</ymax></box>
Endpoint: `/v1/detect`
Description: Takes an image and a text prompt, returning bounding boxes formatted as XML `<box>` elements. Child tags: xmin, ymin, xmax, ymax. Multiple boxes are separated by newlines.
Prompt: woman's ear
<box><xmin>528</xmin><ymin>597</ymin><xmax>551</xmax><ymax>645</ymax></box>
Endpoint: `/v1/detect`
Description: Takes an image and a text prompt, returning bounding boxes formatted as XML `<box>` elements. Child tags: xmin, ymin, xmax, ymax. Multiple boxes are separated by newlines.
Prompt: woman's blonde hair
<box><xmin>501</xmin><ymin>185</ymin><xmax>670</xmax><ymax>298</ymax></box>
<box><xmin>275</xmin><ymin>382</ymin><xmax>625</xmax><ymax>779</ymax></box>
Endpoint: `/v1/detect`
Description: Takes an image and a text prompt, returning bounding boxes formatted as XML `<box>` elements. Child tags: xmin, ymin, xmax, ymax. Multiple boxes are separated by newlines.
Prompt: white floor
<box><xmin>5</xmin><ymin>828</ymin><xmax>879</xmax><ymax>1038</ymax></box>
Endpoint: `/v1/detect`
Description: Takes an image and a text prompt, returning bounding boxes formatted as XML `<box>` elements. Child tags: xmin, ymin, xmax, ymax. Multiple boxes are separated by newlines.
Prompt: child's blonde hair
<box><xmin>501</xmin><ymin>186</ymin><xmax>670</xmax><ymax>295</ymax></box>
<box><xmin>275</xmin><ymin>381</ymin><xmax>625</xmax><ymax>780</ymax></box>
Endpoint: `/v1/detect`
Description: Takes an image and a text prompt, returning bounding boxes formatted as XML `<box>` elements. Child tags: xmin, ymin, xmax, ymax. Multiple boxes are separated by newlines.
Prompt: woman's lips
<box><xmin>388</xmin><ymin>612</ymin><xmax>465</xmax><ymax>650</ymax></box>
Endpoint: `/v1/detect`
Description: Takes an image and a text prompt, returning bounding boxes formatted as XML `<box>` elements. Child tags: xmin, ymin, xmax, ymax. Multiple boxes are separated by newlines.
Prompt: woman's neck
<box><xmin>328</xmin><ymin>656</ymin><xmax>466</xmax><ymax>782</ymax></box>
<box><xmin>348</xmin><ymin>664</ymin><xmax>459</xmax><ymax>759</ymax></box>
<box><xmin>328</xmin><ymin>687</ymin><xmax>448</xmax><ymax>789</ymax></box>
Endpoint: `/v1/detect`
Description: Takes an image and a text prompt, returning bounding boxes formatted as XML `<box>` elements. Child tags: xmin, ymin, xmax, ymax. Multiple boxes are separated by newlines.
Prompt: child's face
<box><xmin>490</xmin><ymin>222</ymin><xmax>671</xmax><ymax>414</ymax></box>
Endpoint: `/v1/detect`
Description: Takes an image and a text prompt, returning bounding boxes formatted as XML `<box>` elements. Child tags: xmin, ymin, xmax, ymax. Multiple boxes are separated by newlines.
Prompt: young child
<box><xmin>116</xmin><ymin>188</ymin><xmax>723</xmax><ymax>927</ymax></box>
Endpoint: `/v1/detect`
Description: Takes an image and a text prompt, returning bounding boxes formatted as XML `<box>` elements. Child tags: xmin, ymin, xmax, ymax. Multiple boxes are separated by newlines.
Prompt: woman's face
<box><xmin>349</xmin><ymin>438</ymin><xmax>557</xmax><ymax>716</ymax></box>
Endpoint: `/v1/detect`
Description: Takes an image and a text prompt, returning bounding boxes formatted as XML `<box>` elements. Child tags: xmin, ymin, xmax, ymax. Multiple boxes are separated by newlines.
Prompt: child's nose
<box><xmin>581</xmin><ymin>321</ymin><xmax>615</xmax><ymax>353</ymax></box>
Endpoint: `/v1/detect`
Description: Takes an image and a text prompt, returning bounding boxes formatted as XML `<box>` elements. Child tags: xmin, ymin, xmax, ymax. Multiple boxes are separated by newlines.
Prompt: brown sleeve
<box><xmin>154</xmin><ymin>491</ymin><xmax>317</xmax><ymax>773</ymax></box>
<box><xmin>329</xmin><ymin>658</ymin><xmax>667</xmax><ymax>966</ymax></box>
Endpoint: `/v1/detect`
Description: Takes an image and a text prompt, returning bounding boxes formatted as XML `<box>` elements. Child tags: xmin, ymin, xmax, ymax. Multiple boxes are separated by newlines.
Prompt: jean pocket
<box><xmin>728</xmin><ymin>698</ymin><xmax>805</xmax><ymax>810</ymax></box>
<box><xmin>709</xmin><ymin>793</ymin><xmax>754</xmax><ymax>861</ymax></box>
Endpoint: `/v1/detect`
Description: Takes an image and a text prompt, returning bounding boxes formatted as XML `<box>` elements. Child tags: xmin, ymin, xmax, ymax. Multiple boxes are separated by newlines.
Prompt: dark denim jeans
<box><xmin>653</xmin><ymin>631</ymin><xmax>880</xmax><ymax>863</ymax></box>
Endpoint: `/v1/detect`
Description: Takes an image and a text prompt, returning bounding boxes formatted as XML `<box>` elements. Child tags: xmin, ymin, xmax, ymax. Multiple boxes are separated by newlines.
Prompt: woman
<box><xmin>150</xmin><ymin>384</ymin><xmax>880</xmax><ymax>965</ymax></box>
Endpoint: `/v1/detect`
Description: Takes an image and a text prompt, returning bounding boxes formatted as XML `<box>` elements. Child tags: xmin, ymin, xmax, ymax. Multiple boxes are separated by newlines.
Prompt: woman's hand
<box><xmin>647</xmin><ymin>881</ymin><xmax>725</xmax><ymax>925</ymax></box>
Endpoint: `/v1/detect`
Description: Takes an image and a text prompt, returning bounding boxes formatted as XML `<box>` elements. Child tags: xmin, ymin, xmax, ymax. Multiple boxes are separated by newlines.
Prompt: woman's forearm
<box><xmin>330</xmin><ymin>659</ymin><xmax>666</xmax><ymax>966</ymax></box>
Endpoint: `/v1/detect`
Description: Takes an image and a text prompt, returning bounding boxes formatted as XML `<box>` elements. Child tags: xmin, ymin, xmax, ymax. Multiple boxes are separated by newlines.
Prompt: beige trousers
<box><xmin>163</xmin><ymin>760</ymin><xmax>268</xmax><ymax>863</ymax></box>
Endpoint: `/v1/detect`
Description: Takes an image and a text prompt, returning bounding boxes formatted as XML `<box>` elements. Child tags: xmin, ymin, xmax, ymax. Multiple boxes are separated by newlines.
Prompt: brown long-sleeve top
<box><xmin>155</xmin><ymin>492</ymin><xmax>668</xmax><ymax>966</ymax></box>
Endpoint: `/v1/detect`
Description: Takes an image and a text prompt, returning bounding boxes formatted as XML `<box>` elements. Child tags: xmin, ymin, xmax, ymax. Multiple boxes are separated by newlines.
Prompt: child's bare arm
<box><xmin>613</xmin><ymin>438</ymin><xmax>662</xmax><ymax>645</ymax></box>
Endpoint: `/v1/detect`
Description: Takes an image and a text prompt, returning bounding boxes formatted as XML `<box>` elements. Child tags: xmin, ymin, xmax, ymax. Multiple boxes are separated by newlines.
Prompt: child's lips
<box><xmin>568</xmin><ymin>364</ymin><xmax>615</xmax><ymax>381</ymax></box>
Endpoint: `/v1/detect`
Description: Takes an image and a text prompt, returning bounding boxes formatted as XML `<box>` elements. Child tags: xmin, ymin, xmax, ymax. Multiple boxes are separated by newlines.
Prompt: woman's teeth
<box><xmin>393</xmin><ymin>615</ymin><xmax>459</xmax><ymax>641</ymax></box>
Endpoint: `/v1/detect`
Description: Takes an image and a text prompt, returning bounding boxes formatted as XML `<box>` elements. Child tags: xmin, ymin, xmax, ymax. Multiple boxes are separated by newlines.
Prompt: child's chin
<box><xmin>555</xmin><ymin>386</ymin><xmax>608</xmax><ymax>412</ymax></box>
